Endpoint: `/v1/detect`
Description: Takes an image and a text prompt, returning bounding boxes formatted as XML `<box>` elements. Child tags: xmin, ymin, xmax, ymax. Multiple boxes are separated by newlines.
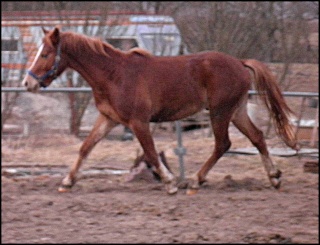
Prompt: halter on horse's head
<box><xmin>22</xmin><ymin>27</ymin><xmax>65</xmax><ymax>92</ymax></box>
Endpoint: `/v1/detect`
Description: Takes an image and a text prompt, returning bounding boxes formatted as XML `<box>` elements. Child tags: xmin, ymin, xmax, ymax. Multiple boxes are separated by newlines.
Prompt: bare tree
<box><xmin>176</xmin><ymin>2</ymin><xmax>318</xmax><ymax>86</ymax></box>
<box><xmin>1</xmin><ymin>26</ymin><xmax>27</xmax><ymax>132</ymax></box>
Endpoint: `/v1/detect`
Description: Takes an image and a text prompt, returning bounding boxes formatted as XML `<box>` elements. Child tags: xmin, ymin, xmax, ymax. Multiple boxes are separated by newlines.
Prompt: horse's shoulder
<box><xmin>128</xmin><ymin>48</ymin><xmax>152</xmax><ymax>57</ymax></box>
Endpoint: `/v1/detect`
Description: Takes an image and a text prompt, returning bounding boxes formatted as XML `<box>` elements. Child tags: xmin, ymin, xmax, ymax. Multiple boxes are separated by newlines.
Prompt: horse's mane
<box><xmin>128</xmin><ymin>48</ymin><xmax>152</xmax><ymax>57</ymax></box>
<box><xmin>62</xmin><ymin>31</ymin><xmax>121</xmax><ymax>58</ymax></box>
<box><xmin>60</xmin><ymin>31</ymin><xmax>153</xmax><ymax>61</ymax></box>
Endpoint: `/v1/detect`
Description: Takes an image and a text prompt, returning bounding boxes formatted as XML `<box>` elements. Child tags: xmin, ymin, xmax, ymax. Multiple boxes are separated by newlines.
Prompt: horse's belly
<box><xmin>150</xmin><ymin>103</ymin><xmax>203</xmax><ymax>122</ymax></box>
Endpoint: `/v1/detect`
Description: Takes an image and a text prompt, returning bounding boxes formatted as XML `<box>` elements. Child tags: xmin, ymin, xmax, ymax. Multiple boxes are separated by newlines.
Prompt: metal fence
<box><xmin>1</xmin><ymin>87</ymin><xmax>319</xmax><ymax>97</ymax></box>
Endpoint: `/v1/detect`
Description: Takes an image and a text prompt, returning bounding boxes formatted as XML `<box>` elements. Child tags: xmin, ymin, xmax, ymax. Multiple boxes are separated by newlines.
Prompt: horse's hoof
<box><xmin>186</xmin><ymin>188</ymin><xmax>198</xmax><ymax>195</ymax></box>
<box><xmin>165</xmin><ymin>182</ymin><xmax>178</xmax><ymax>195</ymax></box>
<box><xmin>59</xmin><ymin>176</ymin><xmax>76</xmax><ymax>193</ymax></box>
<box><xmin>270</xmin><ymin>169</ymin><xmax>282</xmax><ymax>179</ymax></box>
<box><xmin>187</xmin><ymin>175</ymin><xmax>200</xmax><ymax>189</ymax></box>
<box><xmin>269</xmin><ymin>169</ymin><xmax>282</xmax><ymax>189</ymax></box>
<box><xmin>270</xmin><ymin>177</ymin><xmax>281</xmax><ymax>189</ymax></box>
<box><xmin>58</xmin><ymin>185</ymin><xmax>72</xmax><ymax>193</ymax></box>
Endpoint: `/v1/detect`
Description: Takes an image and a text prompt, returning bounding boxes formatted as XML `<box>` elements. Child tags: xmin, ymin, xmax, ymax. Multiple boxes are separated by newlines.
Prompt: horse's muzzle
<box><xmin>22</xmin><ymin>76</ymin><xmax>40</xmax><ymax>92</ymax></box>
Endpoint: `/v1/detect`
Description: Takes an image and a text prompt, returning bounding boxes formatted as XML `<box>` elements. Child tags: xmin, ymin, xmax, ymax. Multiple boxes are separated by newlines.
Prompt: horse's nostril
<box><xmin>22</xmin><ymin>79</ymin><xmax>28</xmax><ymax>87</ymax></box>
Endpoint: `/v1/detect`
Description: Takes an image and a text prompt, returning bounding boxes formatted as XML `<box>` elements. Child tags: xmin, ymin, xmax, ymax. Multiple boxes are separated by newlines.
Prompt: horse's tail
<box><xmin>242</xmin><ymin>59</ymin><xmax>298</xmax><ymax>150</ymax></box>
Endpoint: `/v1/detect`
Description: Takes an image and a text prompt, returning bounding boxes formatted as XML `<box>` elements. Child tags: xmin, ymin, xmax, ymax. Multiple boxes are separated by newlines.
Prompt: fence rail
<box><xmin>1</xmin><ymin>87</ymin><xmax>319</xmax><ymax>97</ymax></box>
<box><xmin>2</xmin><ymin>86</ymin><xmax>318</xmax><ymax>180</ymax></box>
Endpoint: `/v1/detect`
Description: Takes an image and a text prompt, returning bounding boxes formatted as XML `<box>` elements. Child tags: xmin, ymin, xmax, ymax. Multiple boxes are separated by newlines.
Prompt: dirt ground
<box><xmin>1</xmin><ymin>125</ymin><xmax>318</xmax><ymax>244</ymax></box>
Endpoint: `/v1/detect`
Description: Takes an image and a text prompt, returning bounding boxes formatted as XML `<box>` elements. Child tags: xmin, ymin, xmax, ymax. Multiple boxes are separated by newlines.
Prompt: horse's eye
<box><xmin>41</xmin><ymin>54</ymin><xmax>48</xmax><ymax>59</ymax></box>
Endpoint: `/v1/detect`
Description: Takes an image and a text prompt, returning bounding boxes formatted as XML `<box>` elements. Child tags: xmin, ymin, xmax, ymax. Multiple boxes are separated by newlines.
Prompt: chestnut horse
<box><xmin>22</xmin><ymin>27</ymin><xmax>297</xmax><ymax>195</ymax></box>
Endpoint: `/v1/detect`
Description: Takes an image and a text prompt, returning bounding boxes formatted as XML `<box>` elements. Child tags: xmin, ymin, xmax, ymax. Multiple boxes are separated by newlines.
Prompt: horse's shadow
<box><xmin>178</xmin><ymin>174</ymin><xmax>270</xmax><ymax>192</ymax></box>
<box><xmin>130</xmin><ymin>152</ymin><xmax>271</xmax><ymax>192</ymax></box>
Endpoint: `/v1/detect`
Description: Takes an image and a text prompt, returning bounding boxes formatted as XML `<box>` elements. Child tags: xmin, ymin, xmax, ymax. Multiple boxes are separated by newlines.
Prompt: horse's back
<box><xmin>126</xmin><ymin>51</ymin><xmax>250</xmax><ymax>122</ymax></box>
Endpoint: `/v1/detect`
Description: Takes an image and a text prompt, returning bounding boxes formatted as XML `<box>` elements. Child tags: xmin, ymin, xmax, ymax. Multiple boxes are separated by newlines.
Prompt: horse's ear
<box><xmin>49</xmin><ymin>27</ymin><xmax>60</xmax><ymax>46</ymax></box>
<box><xmin>42</xmin><ymin>27</ymin><xmax>49</xmax><ymax>34</ymax></box>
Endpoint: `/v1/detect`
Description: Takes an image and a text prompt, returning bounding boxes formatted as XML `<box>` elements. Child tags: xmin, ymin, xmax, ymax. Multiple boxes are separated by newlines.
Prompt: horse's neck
<box><xmin>63</xmin><ymin>35</ymin><xmax>122</xmax><ymax>87</ymax></box>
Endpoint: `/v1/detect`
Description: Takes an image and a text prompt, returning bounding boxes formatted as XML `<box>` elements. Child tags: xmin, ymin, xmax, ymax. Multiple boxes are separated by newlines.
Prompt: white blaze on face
<box><xmin>29</xmin><ymin>43</ymin><xmax>44</xmax><ymax>70</ymax></box>
<box><xmin>21</xmin><ymin>44</ymin><xmax>44</xmax><ymax>88</ymax></box>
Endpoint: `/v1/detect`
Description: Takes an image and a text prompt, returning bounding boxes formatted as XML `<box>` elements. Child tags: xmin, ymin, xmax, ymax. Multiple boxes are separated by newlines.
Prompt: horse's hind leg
<box><xmin>231</xmin><ymin>103</ymin><xmax>282</xmax><ymax>189</ymax></box>
<box><xmin>58</xmin><ymin>114</ymin><xmax>118</xmax><ymax>192</ymax></box>
<box><xmin>187</xmin><ymin>113</ymin><xmax>232</xmax><ymax>194</ymax></box>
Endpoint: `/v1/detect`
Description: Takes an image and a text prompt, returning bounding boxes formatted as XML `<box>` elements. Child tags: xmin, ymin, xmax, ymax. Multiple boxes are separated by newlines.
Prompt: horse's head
<box><xmin>22</xmin><ymin>27</ymin><xmax>66</xmax><ymax>92</ymax></box>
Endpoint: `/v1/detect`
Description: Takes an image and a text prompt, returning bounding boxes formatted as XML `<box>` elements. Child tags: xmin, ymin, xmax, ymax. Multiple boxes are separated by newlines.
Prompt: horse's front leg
<box><xmin>58</xmin><ymin>114</ymin><xmax>118</xmax><ymax>192</ymax></box>
<box><xmin>130</xmin><ymin>120</ymin><xmax>178</xmax><ymax>194</ymax></box>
